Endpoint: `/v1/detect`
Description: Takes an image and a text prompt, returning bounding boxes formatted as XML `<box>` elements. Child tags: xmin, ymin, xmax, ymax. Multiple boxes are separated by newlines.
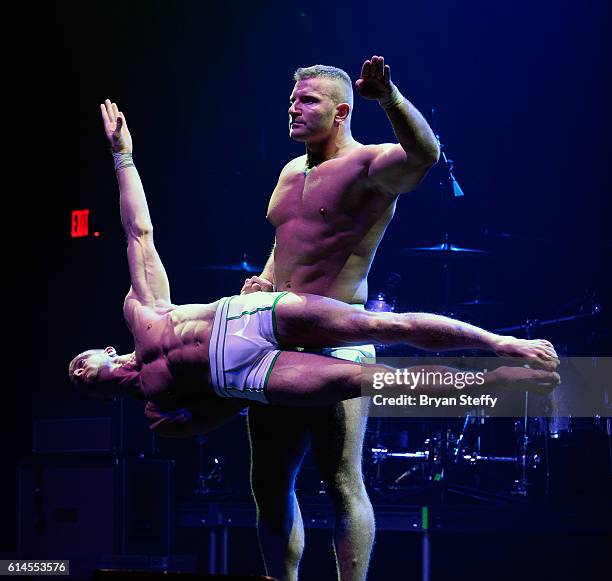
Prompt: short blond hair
<box><xmin>293</xmin><ymin>65</ymin><xmax>353</xmax><ymax>108</ymax></box>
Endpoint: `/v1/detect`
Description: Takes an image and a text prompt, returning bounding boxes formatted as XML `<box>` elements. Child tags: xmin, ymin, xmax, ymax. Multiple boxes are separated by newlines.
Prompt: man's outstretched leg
<box><xmin>273</xmin><ymin>292</ymin><xmax>558</xmax><ymax>365</ymax></box>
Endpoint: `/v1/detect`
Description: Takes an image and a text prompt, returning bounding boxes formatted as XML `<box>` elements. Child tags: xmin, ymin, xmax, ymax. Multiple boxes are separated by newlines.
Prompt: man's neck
<box><xmin>305</xmin><ymin>128</ymin><xmax>357</xmax><ymax>169</ymax></box>
<box><xmin>115</xmin><ymin>355</ymin><xmax>142</xmax><ymax>397</ymax></box>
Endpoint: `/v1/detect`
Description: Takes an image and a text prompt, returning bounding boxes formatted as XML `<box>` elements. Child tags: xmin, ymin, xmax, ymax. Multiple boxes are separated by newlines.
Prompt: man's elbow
<box><xmin>130</xmin><ymin>223</ymin><xmax>154</xmax><ymax>238</ymax></box>
<box><xmin>401</xmin><ymin>144</ymin><xmax>439</xmax><ymax>173</ymax></box>
<box><xmin>416</xmin><ymin>143</ymin><xmax>440</xmax><ymax>168</ymax></box>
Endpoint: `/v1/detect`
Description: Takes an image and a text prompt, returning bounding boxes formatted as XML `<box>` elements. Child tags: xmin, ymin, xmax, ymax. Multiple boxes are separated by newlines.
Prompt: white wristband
<box><xmin>378</xmin><ymin>84</ymin><xmax>403</xmax><ymax>109</ymax></box>
<box><xmin>112</xmin><ymin>152</ymin><xmax>134</xmax><ymax>171</ymax></box>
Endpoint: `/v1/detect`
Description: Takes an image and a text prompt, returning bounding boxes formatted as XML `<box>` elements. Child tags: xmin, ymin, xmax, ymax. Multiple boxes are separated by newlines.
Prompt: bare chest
<box><xmin>267</xmin><ymin>158</ymin><xmax>369</xmax><ymax>230</ymax></box>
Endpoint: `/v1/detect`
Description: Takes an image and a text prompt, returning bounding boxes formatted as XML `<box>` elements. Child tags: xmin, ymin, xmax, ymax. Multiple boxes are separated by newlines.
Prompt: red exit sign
<box><xmin>71</xmin><ymin>209</ymin><xmax>99</xmax><ymax>238</ymax></box>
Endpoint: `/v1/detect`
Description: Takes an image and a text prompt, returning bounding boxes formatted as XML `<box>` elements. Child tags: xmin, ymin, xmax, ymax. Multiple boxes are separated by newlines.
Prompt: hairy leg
<box><xmin>266</xmin><ymin>350</ymin><xmax>560</xmax><ymax>406</ymax></box>
<box><xmin>258</xmin><ymin>349</ymin><xmax>376</xmax><ymax>580</ymax></box>
<box><xmin>248</xmin><ymin>404</ymin><xmax>310</xmax><ymax>581</ymax></box>
<box><xmin>274</xmin><ymin>293</ymin><xmax>558</xmax><ymax>367</ymax></box>
<box><xmin>309</xmin><ymin>398</ymin><xmax>374</xmax><ymax>581</ymax></box>
<box><xmin>265</xmin><ymin>351</ymin><xmax>365</xmax><ymax>406</ymax></box>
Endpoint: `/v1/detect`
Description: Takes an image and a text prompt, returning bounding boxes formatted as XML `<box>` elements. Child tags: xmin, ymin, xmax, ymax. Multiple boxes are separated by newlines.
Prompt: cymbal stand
<box><xmin>431</xmin><ymin>111</ymin><xmax>467</xmax><ymax>315</ymax></box>
<box><xmin>194</xmin><ymin>435</ymin><xmax>223</xmax><ymax>496</ymax></box>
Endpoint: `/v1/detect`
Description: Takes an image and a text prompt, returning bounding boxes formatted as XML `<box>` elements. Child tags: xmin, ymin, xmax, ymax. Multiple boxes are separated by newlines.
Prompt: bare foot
<box><xmin>489</xmin><ymin>365</ymin><xmax>560</xmax><ymax>395</ymax></box>
<box><xmin>494</xmin><ymin>337</ymin><xmax>559</xmax><ymax>370</ymax></box>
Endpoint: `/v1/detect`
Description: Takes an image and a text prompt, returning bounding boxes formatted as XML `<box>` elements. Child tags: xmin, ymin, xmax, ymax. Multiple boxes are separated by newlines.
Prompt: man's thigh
<box><xmin>248</xmin><ymin>402</ymin><xmax>312</xmax><ymax>491</ymax></box>
<box><xmin>250</xmin><ymin>346</ymin><xmax>373</xmax><ymax>488</ymax></box>
<box><xmin>309</xmin><ymin>397</ymin><xmax>370</xmax><ymax>485</ymax></box>
<box><xmin>248</xmin><ymin>397</ymin><xmax>369</xmax><ymax>493</ymax></box>
<box><xmin>309</xmin><ymin>345</ymin><xmax>373</xmax><ymax>485</ymax></box>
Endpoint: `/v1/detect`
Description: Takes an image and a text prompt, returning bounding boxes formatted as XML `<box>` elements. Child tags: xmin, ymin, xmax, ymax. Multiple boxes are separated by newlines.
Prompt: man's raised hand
<box><xmin>100</xmin><ymin>99</ymin><xmax>133</xmax><ymax>153</ymax></box>
<box><xmin>355</xmin><ymin>55</ymin><xmax>393</xmax><ymax>101</ymax></box>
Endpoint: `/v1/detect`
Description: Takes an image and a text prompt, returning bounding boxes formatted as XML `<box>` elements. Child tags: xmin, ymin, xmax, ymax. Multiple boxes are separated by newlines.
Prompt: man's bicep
<box><xmin>126</xmin><ymin>233</ymin><xmax>171</xmax><ymax>306</ymax></box>
<box><xmin>367</xmin><ymin>143</ymin><xmax>433</xmax><ymax>194</ymax></box>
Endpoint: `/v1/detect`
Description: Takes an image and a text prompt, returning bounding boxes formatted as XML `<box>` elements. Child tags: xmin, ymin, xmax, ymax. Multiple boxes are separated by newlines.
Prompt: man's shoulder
<box><xmin>321</xmin><ymin>143</ymin><xmax>393</xmax><ymax>169</ymax></box>
<box><xmin>351</xmin><ymin>143</ymin><xmax>395</xmax><ymax>160</ymax></box>
<box><xmin>281</xmin><ymin>155</ymin><xmax>307</xmax><ymax>174</ymax></box>
<box><xmin>123</xmin><ymin>290</ymin><xmax>174</xmax><ymax>320</ymax></box>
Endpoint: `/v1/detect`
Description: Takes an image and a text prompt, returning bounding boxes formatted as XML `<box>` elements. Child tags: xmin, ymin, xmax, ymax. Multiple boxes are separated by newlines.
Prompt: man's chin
<box><xmin>289</xmin><ymin>132</ymin><xmax>309</xmax><ymax>143</ymax></box>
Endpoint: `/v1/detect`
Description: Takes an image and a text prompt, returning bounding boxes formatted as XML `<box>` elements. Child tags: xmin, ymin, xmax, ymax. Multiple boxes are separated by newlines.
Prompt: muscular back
<box><xmin>267</xmin><ymin>145</ymin><xmax>398</xmax><ymax>304</ymax></box>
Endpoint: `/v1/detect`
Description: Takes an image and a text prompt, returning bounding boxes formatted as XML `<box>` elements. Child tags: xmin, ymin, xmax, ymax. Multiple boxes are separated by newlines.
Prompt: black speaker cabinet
<box><xmin>18</xmin><ymin>457</ymin><xmax>174</xmax><ymax>577</ymax></box>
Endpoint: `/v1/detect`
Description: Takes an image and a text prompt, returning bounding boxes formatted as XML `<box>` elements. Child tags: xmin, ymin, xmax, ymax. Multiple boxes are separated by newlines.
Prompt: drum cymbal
<box><xmin>456</xmin><ymin>298</ymin><xmax>500</xmax><ymax>306</ymax></box>
<box><xmin>403</xmin><ymin>242</ymin><xmax>491</xmax><ymax>259</ymax></box>
<box><xmin>194</xmin><ymin>261</ymin><xmax>264</xmax><ymax>273</ymax></box>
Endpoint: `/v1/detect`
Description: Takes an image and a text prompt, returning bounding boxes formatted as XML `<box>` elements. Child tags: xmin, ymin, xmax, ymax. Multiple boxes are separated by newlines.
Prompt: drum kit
<box><xmin>360</xmin><ymin>236</ymin><xmax>609</xmax><ymax>504</ymax></box>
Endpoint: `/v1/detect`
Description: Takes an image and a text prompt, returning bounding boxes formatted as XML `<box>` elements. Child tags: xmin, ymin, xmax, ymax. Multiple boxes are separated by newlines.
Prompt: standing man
<box><xmin>242</xmin><ymin>56</ymin><xmax>440</xmax><ymax>581</ymax></box>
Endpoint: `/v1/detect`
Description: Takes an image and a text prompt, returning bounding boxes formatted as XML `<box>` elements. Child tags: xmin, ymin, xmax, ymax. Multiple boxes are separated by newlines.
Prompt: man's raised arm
<box><xmin>100</xmin><ymin>100</ymin><xmax>171</xmax><ymax>308</ymax></box>
<box><xmin>357</xmin><ymin>55</ymin><xmax>440</xmax><ymax>194</ymax></box>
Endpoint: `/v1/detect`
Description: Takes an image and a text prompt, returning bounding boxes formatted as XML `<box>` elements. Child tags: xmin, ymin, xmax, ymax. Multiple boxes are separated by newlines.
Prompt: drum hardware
<box><xmin>451</xmin><ymin>415</ymin><xmax>474</xmax><ymax>463</ymax></box>
<box><xmin>461</xmin><ymin>453</ymin><xmax>536</xmax><ymax>464</ymax></box>
<box><xmin>370</xmin><ymin>445</ymin><xmax>538</xmax><ymax>467</ymax></box>
<box><xmin>456</xmin><ymin>298</ymin><xmax>500</xmax><ymax>306</ymax></box>
<box><xmin>194</xmin><ymin>435</ymin><xmax>224</xmax><ymax>496</ymax></box>
<box><xmin>193</xmin><ymin>253</ymin><xmax>264</xmax><ymax>273</ymax></box>
<box><xmin>511</xmin><ymin>393</ymin><xmax>531</xmax><ymax>497</ymax></box>
<box><xmin>366</xmin><ymin>293</ymin><xmax>396</xmax><ymax>313</ymax></box>
<box><xmin>494</xmin><ymin>304</ymin><xmax>601</xmax><ymax>335</ymax></box>
<box><xmin>371</xmin><ymin>447</ymin><xmax>430</xmax><ymax>461</ymax></box>
<box><xmin>403</xmin><ymin>239</ymin><xmax>491</xmax><ymax>260</ymax></box>
<box><xmin>495</xmin><ymin>304</ymin><xmax>604</xmax><ymax>498</ymax></box>
<box><xmin>366</xmin><ymin>273</ymin><xmax>402</xmax><ymax>313</ymax></box>
<box><xmin>432</xmin><ymin>107</ymin><xmax>466</xmax><ymax>199</ymax></box>
<box><xmin>402</xmin><ymin>237</ymin><xmax>492</xmax><ymax>316</ymax></box>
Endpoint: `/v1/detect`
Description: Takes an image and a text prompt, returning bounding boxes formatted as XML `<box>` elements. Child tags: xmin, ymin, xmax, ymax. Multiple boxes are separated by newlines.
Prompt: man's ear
<box><xmin>335</xmin><ymin>103</ymin><xmax>350</xmax><ymax>123</ymax></box>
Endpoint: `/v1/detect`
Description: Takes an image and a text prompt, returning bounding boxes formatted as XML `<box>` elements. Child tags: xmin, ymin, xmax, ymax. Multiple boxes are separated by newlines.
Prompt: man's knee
<box><xmin>325</xmin><ymin>468</ymin><xmax>371</xmax><ymax>508</ymax></box>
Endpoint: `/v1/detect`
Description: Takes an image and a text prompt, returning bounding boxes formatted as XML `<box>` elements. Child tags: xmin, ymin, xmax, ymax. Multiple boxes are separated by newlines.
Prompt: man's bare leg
<box><xmin>309</xmin><ymin>398</ymin><xmax>374</xmax><ymax>581</ymax></box>
<box><xmin>274</xmin><ymin>293</ymin><xmax>558</xmax><ymax>365</ymax></box>
<box><xmin>248</xmin><ymin>404</ymin><xmax>309</xmax><ymax>581</ymax></box>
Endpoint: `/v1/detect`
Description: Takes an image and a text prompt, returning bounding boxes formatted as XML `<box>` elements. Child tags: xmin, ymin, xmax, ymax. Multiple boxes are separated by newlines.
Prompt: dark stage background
<box><xmin>8</xmin><ymin>1</ymin><xmax>612</xmax><ymax>579</ymax></box>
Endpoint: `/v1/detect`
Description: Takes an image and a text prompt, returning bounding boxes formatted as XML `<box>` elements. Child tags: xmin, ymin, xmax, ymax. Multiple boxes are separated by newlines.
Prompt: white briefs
<box><xmin>207</xmin><ymin>291</ymin><xmax>375</xmax><ymax>404</ymax></box>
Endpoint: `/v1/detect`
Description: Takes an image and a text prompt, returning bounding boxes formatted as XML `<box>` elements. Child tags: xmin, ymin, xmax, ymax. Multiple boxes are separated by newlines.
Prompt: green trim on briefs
<box><xmin>226</xmin><ymin>306</ymin><xmax>273</xmax><ymax>320</ymax></box>
<box><xmin>263</xmin><ymin>351</ymin><xmax>282</xmax><ymax>395</ymax></box>
<box><xmin>271</xmin><ymin>291</ymin><xmax>289</xmax><ymax>341</ymax></box>
<box><xmin>213</xmin><ymin>297</ymin><xmax>228</xmax><ymax>390</ymax></box>
<box><xmin>221</xmin><ymin>296</ymin><xmax>236</xmax><ymax>390</ymax></box>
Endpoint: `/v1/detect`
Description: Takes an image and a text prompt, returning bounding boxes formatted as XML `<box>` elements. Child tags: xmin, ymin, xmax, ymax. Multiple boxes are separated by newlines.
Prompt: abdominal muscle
<box><xmin>273</xmin><ymin>252</ymin><xmax>370</xmax><ymax>304</ymax></box>
<box><xmin>137</xmin><ymin>301</ymin><xmax>219</xmax><ymax>406</ymax></box>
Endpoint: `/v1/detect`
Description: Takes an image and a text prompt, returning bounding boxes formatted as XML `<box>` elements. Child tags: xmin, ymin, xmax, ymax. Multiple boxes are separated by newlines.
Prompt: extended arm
<box><xmin>101</xmin><ymin>100</ymin><xmax>171</xmax><ymax>307</ymax></box>
<box><xmin>357</xmin><ymin>55</ymin><xmax>440</xmax><ymax>194</ymax></box>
